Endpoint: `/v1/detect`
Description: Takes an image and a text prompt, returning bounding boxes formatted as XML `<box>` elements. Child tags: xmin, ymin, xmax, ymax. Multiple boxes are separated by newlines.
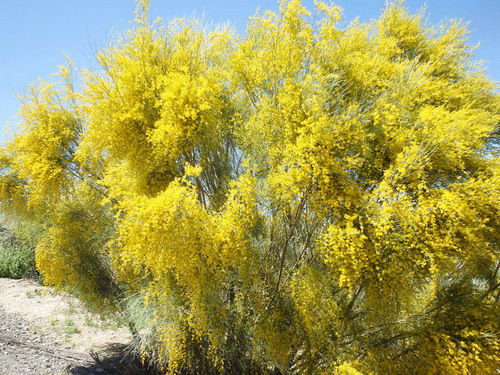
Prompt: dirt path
<box><xmin>0</xmin><ymin>278</ymin><xmax>137</xmax><ymax>374</ymax></box>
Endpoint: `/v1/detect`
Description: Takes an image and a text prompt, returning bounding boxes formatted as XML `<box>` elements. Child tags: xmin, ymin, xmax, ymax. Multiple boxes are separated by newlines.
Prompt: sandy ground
<box><xmin>0</xmin><ymin>277</ymin><xmax>132</xmax><ymax>353</ymax></box>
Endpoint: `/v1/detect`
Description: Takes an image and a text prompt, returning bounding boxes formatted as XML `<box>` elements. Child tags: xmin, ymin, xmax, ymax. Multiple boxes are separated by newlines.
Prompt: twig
<box><xmin>0</xmin><ymin>333</ymin><xmax>93</xmax><ymax>364</ymax></box>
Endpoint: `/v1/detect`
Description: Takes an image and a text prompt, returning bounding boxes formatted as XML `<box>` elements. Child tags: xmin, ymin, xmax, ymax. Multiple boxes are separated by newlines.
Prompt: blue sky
<box><xmin>1</xmin><ymin>0</ymin><xmax>499</xmax><ymax>144</ymax></box>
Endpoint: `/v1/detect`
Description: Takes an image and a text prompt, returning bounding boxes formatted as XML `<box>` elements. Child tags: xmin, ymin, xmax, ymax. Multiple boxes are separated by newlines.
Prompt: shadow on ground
<box><xmin>68</xmin><ymin>343</ymin><xmax>149</xmax><ymax>375</ymax></box>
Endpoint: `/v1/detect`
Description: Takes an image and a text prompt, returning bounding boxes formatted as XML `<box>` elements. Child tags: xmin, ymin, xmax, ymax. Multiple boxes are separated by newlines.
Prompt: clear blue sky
<box><xmin>1</xmin><ymin>0</ymin><xmax>499</xmax><ymax>144</ymax></box>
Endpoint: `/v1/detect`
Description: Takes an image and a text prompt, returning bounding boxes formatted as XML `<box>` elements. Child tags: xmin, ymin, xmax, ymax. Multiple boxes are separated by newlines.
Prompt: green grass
<box><xmin>85</xmin><ymin>314</ymin><xmax>121</xmax><ymax>331</ymax></box>
<box><xmin>63</xmin><ymin>319</ymin><xmax>80</xmax><ymax>334</ymax></box>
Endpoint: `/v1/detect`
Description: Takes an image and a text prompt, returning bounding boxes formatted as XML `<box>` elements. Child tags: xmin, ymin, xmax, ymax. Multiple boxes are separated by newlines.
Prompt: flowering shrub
<box><xmin>1</xmin><ymin>1</ymin><xmax>500</xmax><ymax>373</ymax></box>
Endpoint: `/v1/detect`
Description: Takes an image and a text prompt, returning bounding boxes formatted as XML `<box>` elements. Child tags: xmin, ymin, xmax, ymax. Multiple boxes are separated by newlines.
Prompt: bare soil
<box><xmin>0</xmin><ymin>277</ymin><xmax>139</xmax><ymax>374</ymax></box>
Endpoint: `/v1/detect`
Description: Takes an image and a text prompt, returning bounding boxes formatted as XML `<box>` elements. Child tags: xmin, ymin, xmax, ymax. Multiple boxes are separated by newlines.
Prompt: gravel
<box><xmin>0</xmin><ymin>305</ymin><xmax>102</xmax><ymax>374</ymax></box>
<box><xmin>0</xmin><ymin>299</ymin><xmax>145</xmax><ymax>375</ymax></box>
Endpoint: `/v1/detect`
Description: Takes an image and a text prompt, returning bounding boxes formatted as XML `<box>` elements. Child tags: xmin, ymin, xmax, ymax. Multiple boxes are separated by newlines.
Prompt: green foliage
<box><xmin>0</xmin><ymin>244</ymin><xmax>35</xmax><ymax>279</ymax></box>
<box><xmin>1</xmin><ymin>0</ymin><xmax>500</xmax><ymax>374</ymax></box>
<box><xmin>0</xmin><ymin>218</ymin><xmax>41</xmax><ymax>279</ymax></box>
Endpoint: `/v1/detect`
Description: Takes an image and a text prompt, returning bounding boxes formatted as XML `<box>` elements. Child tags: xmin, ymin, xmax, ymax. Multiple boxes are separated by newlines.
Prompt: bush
<box><xmin>0</xmin><ymin>218</ymin><xmax>43</xmax><ymax>279</ymax></box>
<box><xmin>0</xmin><ymin>244</ymin><xmax>35</xmax><ymax>279</ymax></box>
<box><xmin>1</xmin><ymin>1</ymin><xmax>500</xmax><ymax>373</ymax></box>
